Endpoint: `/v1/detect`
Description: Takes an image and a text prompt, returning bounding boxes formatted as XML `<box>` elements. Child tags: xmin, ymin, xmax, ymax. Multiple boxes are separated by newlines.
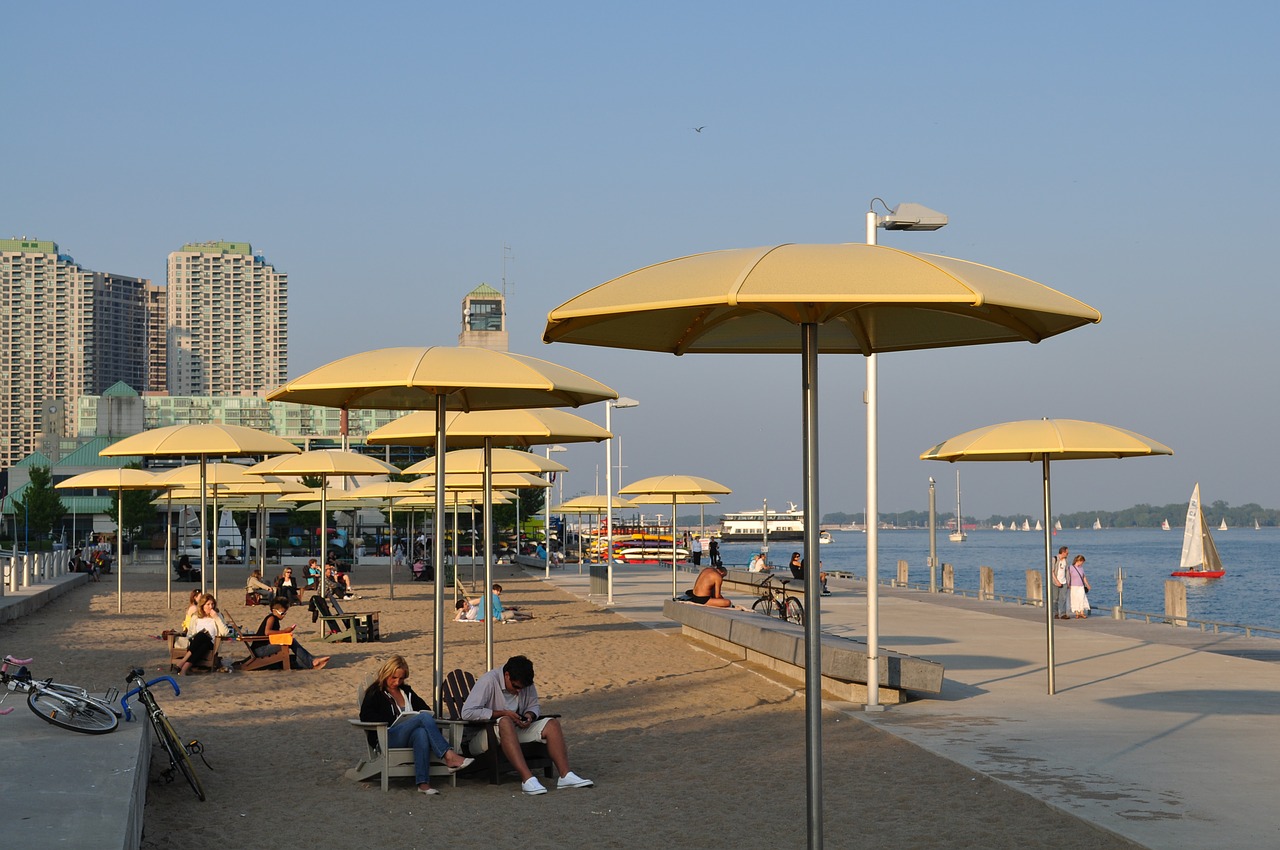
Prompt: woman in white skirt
<box><xmin>1068</xmin><ymin>554</ymin><xmax>1091</xmax><ymax>618</ymax></box>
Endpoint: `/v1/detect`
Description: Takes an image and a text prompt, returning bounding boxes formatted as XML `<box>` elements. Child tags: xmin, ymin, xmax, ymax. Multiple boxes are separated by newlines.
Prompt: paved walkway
<box><xmin>538</xmin><ymin>564</ymin><xmax>1280</xmax><ymax>849</ymax></box>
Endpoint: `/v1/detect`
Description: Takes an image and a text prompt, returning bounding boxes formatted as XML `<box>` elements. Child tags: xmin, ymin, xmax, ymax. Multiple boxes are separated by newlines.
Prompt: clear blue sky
<box><xmin>7</xmin><ymin>2</ymin><xmax>1279</xmax><ymax>517</ymax></box>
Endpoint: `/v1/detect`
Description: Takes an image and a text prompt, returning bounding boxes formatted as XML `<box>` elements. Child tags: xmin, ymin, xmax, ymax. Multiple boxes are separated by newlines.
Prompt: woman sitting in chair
<box><xmin>274</xmin><ymin>567</ymin><xmax>303</xmax><ymax>605</ymax></box>
<box><xmin>177</xmin><ymin>593</ymin><xmax>231</xmax><ymax>675</ymax></box>
<box><xmin>253</xmin><ymin>598</ymin><xmax>329</xmax><ymax>670</ymax></box>
<box><xmin>359</xmin><ymin>655</ymin><xmax>472</xmax><ymax>795</ymax></box>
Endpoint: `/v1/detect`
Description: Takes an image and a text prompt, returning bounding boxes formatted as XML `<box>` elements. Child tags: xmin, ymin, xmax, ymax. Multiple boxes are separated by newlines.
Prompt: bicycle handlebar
<box><xmin>2</xmin><ymin>655</ymin><xmax>34</xmax><ymax>666</ymax></box>
<box><xmin>120</xmin><ymin>674</ymin><xmax>180</xmax><ymax>722</ymax></box>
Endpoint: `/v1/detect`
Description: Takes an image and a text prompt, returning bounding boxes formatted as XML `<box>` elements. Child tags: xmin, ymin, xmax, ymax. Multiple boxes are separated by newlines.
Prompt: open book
<box><xmin>391</xmin><ymin>710</ymin><xmax>420</xmax><ymax>726</ymax></box>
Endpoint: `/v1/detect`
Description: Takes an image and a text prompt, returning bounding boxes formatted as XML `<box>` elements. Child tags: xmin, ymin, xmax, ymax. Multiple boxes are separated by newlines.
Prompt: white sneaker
<box><xmin>557</xmin><ymin>771</ymin><xmax>594</xmax><ymax>789</ymax></box>
<box><xmin>521</xmin><ymin>777</ymin><xmax>547</xmax><ymax>796</ymax></box>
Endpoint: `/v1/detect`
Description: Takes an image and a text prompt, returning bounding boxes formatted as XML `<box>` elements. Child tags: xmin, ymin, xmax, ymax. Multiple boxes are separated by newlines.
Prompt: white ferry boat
<box><xmin>719</xmin><ymin>502</ymin><xmax>805</xmax><ymax>542</ymax></box>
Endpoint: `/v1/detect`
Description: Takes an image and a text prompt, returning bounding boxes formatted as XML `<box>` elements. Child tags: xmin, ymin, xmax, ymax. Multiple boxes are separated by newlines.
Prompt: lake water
<box><xmin>716</xmin><ymin>528</ymin><xmax>1279</xmax><ymax>633</ymax></box>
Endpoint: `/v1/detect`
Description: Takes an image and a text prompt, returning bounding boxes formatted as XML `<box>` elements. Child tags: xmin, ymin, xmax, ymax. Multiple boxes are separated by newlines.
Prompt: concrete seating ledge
<box><xmin>0</xmin><ymin>572</ymin><xmax>89</xmax><ymax>624</ymax></box>
<box><xmin>663</xmin><ymin>598</ymin><xmax>944</xmax><ymax>705</ymax></box>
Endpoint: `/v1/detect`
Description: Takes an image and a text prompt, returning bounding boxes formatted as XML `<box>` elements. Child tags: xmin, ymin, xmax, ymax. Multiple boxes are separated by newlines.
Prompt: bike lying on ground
<box><xmin>751</xmin><ymin>574</ymin><xmax>806</xmax><ymax>625</ymax></box>
<box><xmin>122</xmin><ymin>668</ymin><xmax>208</xmax><ymax>801</ymax></box>
<box><xmin>0</xmin><ymin>654</ymin><xmax>120</xmax><ymax>733</ymax></box>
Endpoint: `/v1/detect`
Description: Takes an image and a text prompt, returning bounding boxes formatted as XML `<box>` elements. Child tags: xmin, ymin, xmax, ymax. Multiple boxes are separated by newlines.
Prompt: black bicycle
<box><xmin>1</xmin><ymin>654</ymin><xmax>120</xmax><ymax>733</ymax></box>
<box><xmin>751</xmin><ymin>574</ymin><xmax>805</xmax><ymax>625</ymax></box>
<box><xmin>121</xmin><ymin>668</ymin><xmax>208</xmax><ymax>800</ymax></box>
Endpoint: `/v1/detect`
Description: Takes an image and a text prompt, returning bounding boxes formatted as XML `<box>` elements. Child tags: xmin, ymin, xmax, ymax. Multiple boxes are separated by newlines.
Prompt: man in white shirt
<box><xmin>1052</xmin><ymin>546</ymin><xmax>1069</xmax><ymax>619</ymax></box>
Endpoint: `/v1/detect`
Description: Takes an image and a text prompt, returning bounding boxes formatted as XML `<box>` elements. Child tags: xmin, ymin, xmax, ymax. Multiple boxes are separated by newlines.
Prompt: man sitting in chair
<box><xmin>460</xmin><ymin>655</ymin><xmax>594</xmax><ymax>796</ymax></box>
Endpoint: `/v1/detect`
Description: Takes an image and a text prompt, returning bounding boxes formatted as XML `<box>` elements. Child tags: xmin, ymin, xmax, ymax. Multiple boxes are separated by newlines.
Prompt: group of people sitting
<box><xmin>171</xmin><ymin>588</ymin><xmax>330</xmax><ymax>673</ymax></box>
<box><xmin>246</xmin><ymin>558</ymin><xmax>358</xmax><ymax>606</ymax></box>
<box><xmin>453</xmin><ymin>583</ymin><xmax>533</xmax><ymax>622</ymax></box>
<box><xmin>358</xmin><ymin>653</ymin><xmax>593</xmax><ymax>796</ymax></box>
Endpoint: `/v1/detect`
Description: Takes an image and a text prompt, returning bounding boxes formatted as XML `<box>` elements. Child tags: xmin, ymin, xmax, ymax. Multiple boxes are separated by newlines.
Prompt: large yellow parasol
<box><xmin>619</xmin><ymin>475</ymin><xmax>732</xmax><ymax>596</ymax></box>
<box><xmin>921</xmin><ymin>418</ymin><xmax>1172</xmax><ymax>694</ymax></box>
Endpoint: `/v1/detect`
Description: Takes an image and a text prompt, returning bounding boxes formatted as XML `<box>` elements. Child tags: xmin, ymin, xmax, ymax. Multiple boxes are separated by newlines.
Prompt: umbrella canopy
<box><xmin>368</xmin><ymin>407</ymin><xmax>612</xmax><ymax>448</ymax></box>
<box><xmin>98</xmin><ymin>424</ymin><xmax>300</xmax><ymax>591</ymax></box>
<box><xmin>619</xmin><ymin>475</ymin><xmax>732</xmax><ymax>595</ymax></box>
<box><xmin>265</xmin><ymin>345</ymin><xmax>616</xmax><ymax>708</ymax></box>
<box><xmin>405</xmin><ymin>471</ymin><xmax>552</xmax><ymax>491</ymax></box>
<box><xmin>545</xmin><ymin>241</ymin><xmax>1101</xmax><ymax>843</ymax></box>
<box><xmin>554</xmin><ymin>495</ymin><xmax>637</xmax><ymax>512</ymax></box>
<box><xmin>402</xmin><ymin>448</ymin><xmax>567</xmax><ymax>477</ymax></box>
<box><xmin>56</xmin><ymin>468</ymin><xmax>163</xmax><ymax>613</ymax></box>
<box><xmin>921</xmin><ymin>418</ymin><xmax>1172</xmax><ymax>694</ymax></box>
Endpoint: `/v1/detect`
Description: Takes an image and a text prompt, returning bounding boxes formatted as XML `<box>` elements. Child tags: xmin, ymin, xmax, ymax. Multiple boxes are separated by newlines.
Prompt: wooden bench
<box><xmin>663</xmin><ymin>599</ymin><xmax>943</xmax><ymax>705</ymax></box>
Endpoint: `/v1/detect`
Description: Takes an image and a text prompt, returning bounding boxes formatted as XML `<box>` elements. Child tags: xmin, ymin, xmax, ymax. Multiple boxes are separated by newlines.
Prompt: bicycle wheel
<box><xmin>783</xmin><ymin>597</ymin><xmax>805</xmax><ymax>626</ymax></box>
<box><xmin>27</xmin><ymin>687</ymin><xmax>119</xmax><ymax>734</ymax></box>
<box><xmin>155</xmin><ymin>711</ymin><xmax>206</xmax><ymax>801</ymax></box>
<box><xmin>751</xmin><ymin>596</ymin><xmax>775</xmax><ymax>617</ymax></box>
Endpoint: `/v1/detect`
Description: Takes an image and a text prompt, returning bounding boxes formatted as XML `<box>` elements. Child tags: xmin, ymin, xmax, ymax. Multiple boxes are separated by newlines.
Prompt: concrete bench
<box><xmin>663</xmin><ymin>598</ymin><xmax>943</xmax><ymax>705</ymax></box>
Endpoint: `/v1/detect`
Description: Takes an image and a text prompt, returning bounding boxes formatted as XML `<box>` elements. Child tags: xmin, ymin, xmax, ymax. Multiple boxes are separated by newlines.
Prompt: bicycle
<box><xmin>751</xmin><ymin>574</ymin><xmax>805</xmax><ymax>625</ymax></box>
<box><xmin>1</xmin><ymin>654</ymin><xmax>120</xmax><ymax>733</ymax></box>
<box><xmin>121</xmin><ymin>668</ymin><xmax>208</xmax><ymax>801</ymax></box>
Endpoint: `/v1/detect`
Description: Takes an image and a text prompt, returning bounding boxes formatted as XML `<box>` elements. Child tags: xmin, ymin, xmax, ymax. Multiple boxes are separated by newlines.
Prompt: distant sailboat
<box><xmin>1021</xmin><ymin>518</ymin><xmax>1031</xmax><ymax>532</ymax></box>
<box><xmin>1054</xmin><ymin>519</ymin><xmax>1062</xmax><ymax>532</ymax></box>
<box><xmin>1218</xmin><ymin>517</ymin><xmax>1228</xmax><ymax>531</ymax></box>
<box><xmin>1034</xmin><ymin>519</ymin><xmax>1043</xmax><ymax>532</ymax></box>
<box><xmin>1092</xmin><ymin>517</ymin><xmax>1102</xmax><ymax>530</ymax></box>
<box><xmin>1171</xmin><ymin>483</ymin><xmax>1226</xmax><ymax>578</ymax></box>
<box><xmin>1161</xmin><ymin>518</ymin><xmax>1171</xmax><ymax>531</ymax></box>
<box><xmin>1007</xmin><ymin>520</ymin><xmax>1017</xmax><ymax>532</ymax></box>
<box><xmin>1255</xmin><ymin>519</ymin><xmax>1262</xmax><ymax>531</ymax></box>
<box><xmin>994</xmin><ymin>521</ymin><xmax>1005</xmax><ymax>531</ymax></box>
<box><xmin>949</xmin><ymin>470</ymin><xmax>966</xmax><ymax>543</ymax></box>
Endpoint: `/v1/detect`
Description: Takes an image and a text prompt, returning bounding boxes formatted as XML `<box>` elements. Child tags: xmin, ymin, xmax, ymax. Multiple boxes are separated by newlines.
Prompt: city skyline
<box><xmin>6</xmin><ymin>2</ymin><xmax>1278</xmax><ymax>516</ymax></box>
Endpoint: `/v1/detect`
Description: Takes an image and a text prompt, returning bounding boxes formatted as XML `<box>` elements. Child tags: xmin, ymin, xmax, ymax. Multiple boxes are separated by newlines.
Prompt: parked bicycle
<box><xmin>122</xmin><ymin>668</ymin><xmax>208</xmax><ymax>801</ymax></box>
<box><xmin>0</xmin><ymin>654</ymin><xmax>120</xmax><ymax>733</ymax></box>
<box><xmin>751</xmin><ymin>574</ymin><xmax>805</xmax><ymax>625</ymax></box>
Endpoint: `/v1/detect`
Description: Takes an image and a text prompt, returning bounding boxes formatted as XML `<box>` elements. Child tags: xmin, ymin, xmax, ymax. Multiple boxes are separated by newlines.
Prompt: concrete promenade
<box><xmin>539</xmin><ymin>563</ymin><xmax>1280</xmax><ymax>849</ymax></box>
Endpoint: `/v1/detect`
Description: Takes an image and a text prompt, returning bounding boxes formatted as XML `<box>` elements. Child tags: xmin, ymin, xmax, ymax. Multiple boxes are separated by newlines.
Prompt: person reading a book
<box><xmin>359</xmin><ymin>655</ymin><xmax>472</xmax><ymax>795</ymax></box>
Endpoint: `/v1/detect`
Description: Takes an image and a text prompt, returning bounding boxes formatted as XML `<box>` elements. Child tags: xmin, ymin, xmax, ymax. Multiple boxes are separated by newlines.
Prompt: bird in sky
<box><xmin>693</xmin><ymin>126</ymin><xmax>704</xmax><ymax>133</ymax></box>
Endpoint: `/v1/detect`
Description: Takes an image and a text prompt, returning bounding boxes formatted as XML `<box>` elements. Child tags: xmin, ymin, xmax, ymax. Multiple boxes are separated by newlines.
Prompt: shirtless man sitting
<box><xmin>687</xmin><ymin>565</ymin><xmax>734</xmax><ymax>608</ymax></box>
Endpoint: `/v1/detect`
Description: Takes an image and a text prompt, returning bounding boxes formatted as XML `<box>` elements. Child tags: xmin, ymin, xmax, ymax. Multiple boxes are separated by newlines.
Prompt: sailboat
<box><xmin>1171</xmin><ymin>483</ymin><xmax>1226</xmax><ymax>578</ymax></box>
<box><xmin>1021</xmin><ymin>518</ymin><xmax>1031</xmax><ymax>531</ymax></box>
<box><xmin>1161</xmin><ymin>518</ymin><xmax>1171</xmax><ymax>531</ymax></box>
<box><xmin>1092</xmin><ymin>517</ymin><xmax>1102</xmax><ymax>530</ymax></box>
<box><xmin>949</xmin><ymin>470</ymin><xmax>966</xmax><ymax>542</ymax></box>
<box><xmin>1054</xmin><ymin>519</ymin><xmax>1062</xmax><ymax>532</ymax></box>
<box><xmin>1218</xmin><ymin>517</ymin><xmax>1228</xmax><ymax>532</ymax></box>
<box><xmin>1034</xmin><ymin>519</ymin><xmax>1043</xmax><ymax>532</ymax></box>
<box><xmin>994</xmin><ymin>521</ymin><xmax>1005</xmax><ymax>531</ymax></box>
<box><xmin>1256</xmin><ymin>519</ymin><xmax>1262</xmax><ymax>531</ymax></box>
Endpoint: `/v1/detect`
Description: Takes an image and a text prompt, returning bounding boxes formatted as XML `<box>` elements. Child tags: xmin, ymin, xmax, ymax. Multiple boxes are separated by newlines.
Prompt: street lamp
<box><xmin>864</xmin><ymin>198</ymin><xmax>948</xmax><ymax>712</ymax></box>
<box><xmin>604</xmin><ymin>397</ymin><xmax>639</xmax><ymax>604</ymax></box>
<box><xmin>544</xmin><ymin>445</ymin><xmax>567</xmax><ymax>578</ymax></box>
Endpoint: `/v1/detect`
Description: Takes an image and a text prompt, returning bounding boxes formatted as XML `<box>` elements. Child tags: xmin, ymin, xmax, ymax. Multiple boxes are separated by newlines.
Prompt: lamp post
<box><xmin>865</xmin><ymin>199</ymin><xmax>948</xmax><ymax>711</ymax></box>
<box><xmin>604</xmin><ymin>397</ymin><xmax>639</xmax><ymax>604</ymax></box>
<box><xmin>544</xmin><ymin>445</ymin><xmax>567</xmax><ymax>577</ymax></box>
<box><xmin>928</xmin><ymin>477</ymin><xmax>937</xmax><ymax>593</ymax></box>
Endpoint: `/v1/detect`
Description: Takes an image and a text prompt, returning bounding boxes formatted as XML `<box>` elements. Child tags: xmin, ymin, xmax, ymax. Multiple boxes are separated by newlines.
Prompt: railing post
<box><xmin>979</xmin><ymin>565</ymin><xmax>994</xmax><ymax>601</ymax></box>
<box><xmin>1164</xmin><ymin>580</ymin><xmax>1188</xmax><ymax>627</ymax></box>
<box><xmin>941</xmin><ymin>563</ymin><xmax>954</xmax><ymax>594</ymax></box>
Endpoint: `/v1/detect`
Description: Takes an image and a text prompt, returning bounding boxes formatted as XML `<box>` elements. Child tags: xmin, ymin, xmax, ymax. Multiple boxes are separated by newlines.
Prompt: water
<box><xmin>716</xmin><ymin>528</ymin><xmax>1279</xmax><ymax>633</ymax></box>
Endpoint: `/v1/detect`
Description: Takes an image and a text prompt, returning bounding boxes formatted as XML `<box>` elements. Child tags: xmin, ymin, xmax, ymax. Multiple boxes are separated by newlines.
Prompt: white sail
<box><xmin>1256</xmin><ymin>519</ymin><xmax>1262</xmax><ymax>530</ymax></box>
<box><xmin>1161</xmin><ymin>518</ymin><xmax>1171</xmax><ymax>531</ymax></box>
<box><xmin>1034</xmin><ymin>519</ymin><xmax>1043</xmax><ymax>531</ymax></box>
<box><xmin>1179</xmin><ymin>484</ymin><xmax>1205</xmax><ymax>570</ymax></box>
<box><xmin>1218</xmin><ymin>517</ymin><xmax>1228</xmax><ymax>531</ymax></box>
<box><xmin>1021</xmin><ymin>518</ymin><xmax>1031</xmax><ymax>531</ymax></box>
<box><xmin>1054</xmin><ymin>519</ymin><xmax>1062</xmax><ymax>531</ymax></box>
<box><xmin>1092</xmin><ymin>517</ymin><xmax>1102</xmax><ymax>530</ymax></box>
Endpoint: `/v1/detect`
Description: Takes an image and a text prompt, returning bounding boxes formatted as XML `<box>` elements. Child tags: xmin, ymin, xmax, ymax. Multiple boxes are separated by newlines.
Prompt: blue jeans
<box><xmin>386</xmin><ymin>713</ymin><xmax>454</xmax><ymax>784</ymax></box>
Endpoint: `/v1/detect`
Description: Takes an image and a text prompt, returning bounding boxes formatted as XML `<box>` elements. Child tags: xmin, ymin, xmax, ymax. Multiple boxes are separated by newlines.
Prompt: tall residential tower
<box><xmin>166</xmin><ymin>241</ymin><xmax>288</xmax><ymax>396</ymax></box>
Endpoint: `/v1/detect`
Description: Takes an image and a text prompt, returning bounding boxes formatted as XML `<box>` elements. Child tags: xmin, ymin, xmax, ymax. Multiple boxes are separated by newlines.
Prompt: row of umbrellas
<box><xmin>62</xmin><ymin>233</ymin><xmax>1173</xmax><ymax>850</ymax></box>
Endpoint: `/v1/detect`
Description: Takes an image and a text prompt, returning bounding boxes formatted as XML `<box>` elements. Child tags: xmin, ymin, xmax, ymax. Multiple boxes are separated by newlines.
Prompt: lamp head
<box><xmin>612</xmin><ymin>397</ymin><xmax>640</xmax><ymax>410</ymax></box>
<box><xmin>877</xmin><ymin>202</ymin><xmax>949</xmax><ymax>232</ymax></box>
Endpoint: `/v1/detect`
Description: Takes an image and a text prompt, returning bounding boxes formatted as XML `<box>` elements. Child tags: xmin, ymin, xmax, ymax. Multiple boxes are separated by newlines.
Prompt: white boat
<box><xmin>720</xmin><ymin>502</ymin><xmax>804</xmax><ymax>542</ymax></box>
<box><xmin>1255</xmin><ymin>519</ymin><xmax>1262</xmax><ymax>530</ymax></box>
<box><xmin>1218</xmin><ymin>517</ymin><xmax>1228</xmax><ymax>531</ymax></box>
<box><xmin>1092</xmin><ymin>517</ymin><xmax>1102</xmax><ymax>530</ymax></box>
<box><xmin>1171</xmin><ymin>483</ymin><xmax>1225</xmax><ymax>578</ymax></box>
<box><xmin>993</xmin><ymin>521</ymin><xmax>1005</xmax><ymax>531</ymax></box>
<box><xmin>819</xmin><ymin>530</ymin><xmax>833</xmax><ymax>544</ymax></box>
<box><xmin>949</xmin><ymin>470</ymin><xmax>966</xmax><ymax>542</ymax></box>
<box><xmin>1006</xmin><ymin>520</ymin><xmax>1017</xmax><ymax>532</ymax></box>
<box><xmin>1021</xmin><ymin>518</ymin><xmax>1031</xmax><ymax>532</ymax></box>
<box><xmin>1034</xmin><ymin>519</ymin><xmax>1043</xmax><ymax>532</ymax></box>
<box><xmin>1161</xmin><ymin>518</ymin><xmax>1171</xmax><ymax>531</ymax></box>
<box><xmin>1054</xmin><ymin>519</ymin><xmax>1062</xmax><ymax>532</ymax></box>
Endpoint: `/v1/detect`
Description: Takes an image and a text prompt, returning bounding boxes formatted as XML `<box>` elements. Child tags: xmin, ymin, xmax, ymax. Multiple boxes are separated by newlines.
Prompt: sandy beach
<box><xmin>0</xmin><ymin>563</ymin><xmax>1138</xmax><ymax>849</ymax></box>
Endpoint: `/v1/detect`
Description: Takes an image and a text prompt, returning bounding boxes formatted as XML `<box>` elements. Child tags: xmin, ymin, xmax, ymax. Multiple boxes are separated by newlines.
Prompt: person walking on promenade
<box><xmin>691</xmin><ymin>536</ymin><xmax>703</xmax><ymax>566</ymax></box>
<box><xmin>1052</xmin><ymin>546</ymin><xmax>1070</xmax><ymax>619</ymax></box>
<box><xmin>1067</xmin><ymin>554</ymin><xmax>1091</xmax><ymax>618</ymax></box>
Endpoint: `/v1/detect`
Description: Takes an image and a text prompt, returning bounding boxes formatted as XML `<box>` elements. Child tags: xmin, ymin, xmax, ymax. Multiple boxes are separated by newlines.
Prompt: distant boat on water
<box><xmin>1219</xmin><ymin>517</ymin><xmax>1229</xmax><ymax>532</ymax></box>
<box><xmin>994</xmin><ymin>521</ymin><xmax>1005</xmax><ymax>531</ymax></box>
<box><xmin>1054</xmin><ymin>519</ymin><xmax>1062</xmax><ymax>532</ymax></box>
<box><xmin>1255</xmin><ymin>519</ymin><xmax>1262</xmax><ymax>531</ymax></box>
<box><xmin>1171</xmin><ymin>482</ymin><xmax>1226</xmax><ymax>579</ymax></box>
<box><xmin>1034</xmin><ymin>519</ymin><xmax>1043</xmax><ymax>532</ymax></box>
<box><xmin>1021</xmin><ymin>518</ymin><xmax>1031</xmax><ymax>532</ymax></box>
<box><xmin>819</xmin><ymin>530</ymin><xmax>833</xmax><ymax>544</ymax></box>
<box><xmin>1093</xmin><ymin>517</ymin><xmax>1102</xmax><ymax>530</ymax></box>
<box><xmin>1161</xmin><ymin>518</ymin><xmax>1171</xmax><ymax>531</ymax></box>
<box><xmin>949</xmin><ymin>470</ymin><xmax>966</xmax><ymax>543</ymax></box>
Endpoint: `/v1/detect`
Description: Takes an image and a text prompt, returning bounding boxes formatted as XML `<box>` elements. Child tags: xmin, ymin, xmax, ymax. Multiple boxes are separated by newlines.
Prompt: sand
<box><xmin>0</xmin><ymin>562</ymin><xmax>1139</xmax><ymax>850</ymax></box>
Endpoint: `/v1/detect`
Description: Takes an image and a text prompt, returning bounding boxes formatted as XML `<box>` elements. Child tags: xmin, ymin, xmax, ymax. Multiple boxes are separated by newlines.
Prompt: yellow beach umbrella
<box><xmin>402</xmin><ymin>448</ymin><xmax>567</xmax><ymax>476</ymax></box>
<box><xmin>619</xmin><ymin>475</ymin><xmax>732</xmax><ymax>596</ymax></box>
<box><xmin>546</xmin><ymin>240</ymin><xmax>1101</xmax><ymax>839</ymax></box>
<box><xmin>100</xmin><ymin>424</ymin><xmax>300</xmax><ymax>590</ymax></box>
<box><xmin>56</xmin><ymin>467</ymin><xmax>163</xmax><ymax>613</ymax></box>
<box><xmin>267</xmin><ymin>345</ymin><xmax>616</xmax><ymax>706</ymax></box>
<box><xmin>921</xmin><ymin>418</ymin><xmax>1172</xmax><ymax>694</ymax></box>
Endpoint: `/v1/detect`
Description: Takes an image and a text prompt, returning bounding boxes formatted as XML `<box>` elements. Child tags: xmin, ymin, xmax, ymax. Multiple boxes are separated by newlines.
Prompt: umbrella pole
<box><xmin>212</xmin><ymin>491</ymin><xmax>219</xmax><ymax>600</ymax></box>
<box><xmin>199</xmin><ymin>456</ymin><xmax>208</xmax><ymax>594</ymax></box>
<box><xmin>388</xmin><ymin>503</ymin><xmax>395</xmax><ymax>601</ymax></box>
<box><xmin>320</xmin><ymin>482</ymin><xmax>327</xmax><ymax>597</ymax></box>
<box><xmin>866</xmin><ymin>353</ymin><xmax>882</xmax><ymax>711</ymax></box>
<box><xmin>483</xmin><ymin>438</ymin><xmax>495</xmax><ymax>671</ymax></box>
<box><xmin>432</xmin><ymin>395</ymin><xmax>448</xmax><ymax>714</ymax></box>
<box><xmin>116</xmin><ymin>486</ymin><xmax>124</xmax><ymax>614</ymax></box>
<box><xmin>800</xmin><ymin>322</ymin><xmax>824</xmax><ymax>850</ymax></box>
<box><xmin>165</xmin><ymin>491</ymin><xmax>173</xmax><ymax>609</ymax></box>
<box><xmin>671</xmin><ymin>496</ymin><xmax>677</xmax><ymax>598</ymax></box>
<box><xmin>1043</xmin><ymin>457</ymin><xmax>1056</xmax><ymax>695</ymax></box>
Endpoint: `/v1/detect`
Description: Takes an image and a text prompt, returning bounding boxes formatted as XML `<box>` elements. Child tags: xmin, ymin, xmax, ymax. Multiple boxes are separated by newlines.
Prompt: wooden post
<box><xmin>896</xmin><ymin>559</ymin><xmax>909</xmax><ymax>587</ymax></box>
<box><xmin>979</xmin><ymin>565</ymin><xmax>994</xmax><ymax>601</ymax></box>
<box><xmin>941</xmin><ymin>563</ymin><xmax>954</xmax><ymax>593</ymax></box>
<box><xmin>1026</xmin><ymin>569</ymin><xmax>1043</xmax><ymax>606</ymax></box>
<box><xmin>1164</xmin><ymin>580</ymin><xmax>1188</xmax><ymax>627</ymax></box>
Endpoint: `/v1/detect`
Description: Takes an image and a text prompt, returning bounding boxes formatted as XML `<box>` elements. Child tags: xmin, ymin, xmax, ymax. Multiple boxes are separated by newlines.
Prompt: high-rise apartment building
<box><xmin>166</xmin><ymin>241</ymin><xmax>288</xmax><ymax>396</ymax></box>
<box><xmin>145</xmin><ymin>282</ymin><xmax>167</xmax><ymax>395</ymax></box>
<box><xmin>0</xmin><ymin>238</ymin><xmax>150</xmax><ymax>468</ymax></box>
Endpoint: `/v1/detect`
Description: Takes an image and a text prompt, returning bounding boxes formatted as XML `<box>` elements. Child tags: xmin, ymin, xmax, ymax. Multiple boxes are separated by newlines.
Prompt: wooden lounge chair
<box><xmin>322</xmin><ymin>595</ymin><xmax>381</xmax><ymax>642</ymax></box>
<box><xmin>165</xmin><ymin>632</ymin><xmax>222</xmax><ymax>674</ymax></box>
<box><xmin>440</xmin><ymin>668</ymin><xmax>555</xmax><ymax>786</ymax></box>
<box><xmin>232</xmin><ymin>633</ymin><xmax>295</xmax><ymax>672</ymax></box>
<box><xmin>345</xmin><ymin>677</ymin><xmax>462</xmax><ymax>791</ymax></box>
